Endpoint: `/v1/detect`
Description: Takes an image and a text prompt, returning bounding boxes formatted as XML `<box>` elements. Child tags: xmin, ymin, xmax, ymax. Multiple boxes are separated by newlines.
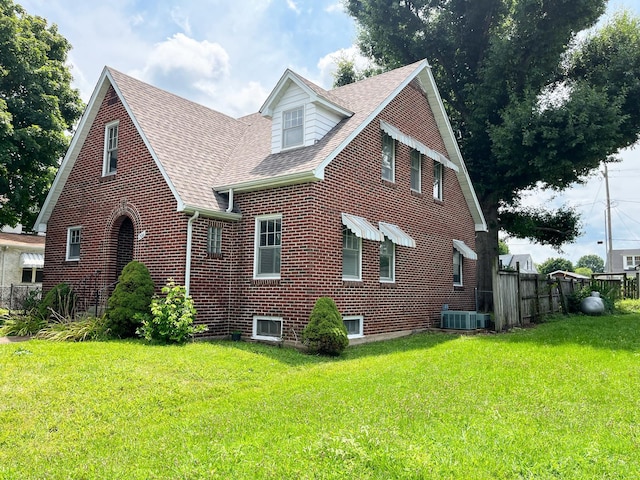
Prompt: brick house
<box><xmin>34</xmin><ymin>59</ymin><xmax>486</xmax><ymax>343</ymax></box>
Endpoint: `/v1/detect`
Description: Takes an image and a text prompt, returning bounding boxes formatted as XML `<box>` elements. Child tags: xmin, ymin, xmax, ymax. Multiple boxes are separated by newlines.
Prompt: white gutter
<box><xmin>185</xmin><ymin>211</ymin><xmax>199</xmax><ymax>296</ymax></box>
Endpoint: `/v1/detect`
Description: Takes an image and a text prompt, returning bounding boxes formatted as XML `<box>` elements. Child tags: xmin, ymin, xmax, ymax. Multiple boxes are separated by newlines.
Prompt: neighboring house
<box><xmin>548</xmin><ymin>270</ymin><xmax>590</xmax><ymax>280</ymax></box>
<box><xmin>605</xmin><ymin>249</ymin><xmax>640</xmax><ymax>276</ymax></box>
<box><xmin>499</xmin><ymin>254</ymin><xmax>538</xmax><ymax>274</ymax></box>
<box><xmin>34</xmin><ymin>59</ymin><xmax>487</xmax><ymax>343</ymax></box>
<box><xmin>0</xmin><ymin>230</ymin><xmax>45</xmax><ymax>308</ymax></box>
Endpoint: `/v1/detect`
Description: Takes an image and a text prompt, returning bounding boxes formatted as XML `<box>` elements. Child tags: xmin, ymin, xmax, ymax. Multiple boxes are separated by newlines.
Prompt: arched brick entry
<box><xmin>115</xmin><ymin>216</ymin><xmax>134</xmax><ymax>279</ymax></box>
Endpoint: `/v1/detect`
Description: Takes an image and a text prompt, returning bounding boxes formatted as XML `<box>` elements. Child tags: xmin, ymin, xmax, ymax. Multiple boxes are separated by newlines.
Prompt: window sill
<box><xmin>380</xmin><ymin>281</ymin><xmax>396</xmax><ymax>288</ymax></box>
<box><xmin>252</xmin><ymin>278</ymin><xmax>281</xmax><ymax>286</ymax></box>
<box><xmin>207</xmin><ymin>253</ymin><xmax>223</xmax><ymax>259</ymax></box>
<box><xmin>454</xmin><ymin>285</ymin><xmax>464</xmax><ymax>291</ymax></box>
<box><xmin>433</xmin><ymin>198</ymin><xmax>444</xmax><ymax>205</ymax></box>
<box><xmin>100</xmin><ymin>173</ymin><xmax>117</xmax><ymax>182</ymax></box>
<box><xmin>382</xmin><ymin>179</ymin><xmax>396</xmax><ymax>188</ymax></box>
<box><xmin>410</xmin><ymin>190</ymin><xmax>423</xmax><ymax>198</ymax></box>
<box><xmin>342</xmin><ymin>280</ymin><xmax>363</xmax><ymax>287</ymax></box>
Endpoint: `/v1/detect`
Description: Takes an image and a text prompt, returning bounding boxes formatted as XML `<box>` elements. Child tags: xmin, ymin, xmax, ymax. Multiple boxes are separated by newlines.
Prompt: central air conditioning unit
<box><xmin>440</xmin><ymin>311</ymin><xmax>489</xmax><ymax>330</ymax></box>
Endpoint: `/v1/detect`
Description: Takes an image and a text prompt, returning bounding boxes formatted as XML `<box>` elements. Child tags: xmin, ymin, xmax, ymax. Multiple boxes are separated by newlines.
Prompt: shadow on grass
<box><xmin>476</xmin><ymin>313</ymin><xmax>640</xmax><ymax>352</ymax></box>
<box><xmin>212</xmin><ymin>331</ymin><xmax>459</xmax><ymax>366</ymax></box>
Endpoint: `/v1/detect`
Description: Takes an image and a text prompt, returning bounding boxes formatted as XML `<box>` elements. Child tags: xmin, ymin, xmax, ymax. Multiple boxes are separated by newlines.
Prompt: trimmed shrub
<box><xmin>37</xmin><ymin>283</ymin><xmax>77</xmax><ymax>321</ymax></box>
<box><xmin>106</xmin><ymin>261</ymin><xmax>155</xmax><ymax>338</ymax></box>
<box><xmin>137</xmin><ymin>279</ymin><xmax>207</xmax><ymax>344</ymax></box>
<box><xmin>302</xmin><ymin>297</ymin><xmax>348</xmax><ymax>356</ymax></box>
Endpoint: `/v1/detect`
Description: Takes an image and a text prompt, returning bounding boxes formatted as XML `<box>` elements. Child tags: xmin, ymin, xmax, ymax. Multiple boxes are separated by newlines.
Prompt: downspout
<box><xmin>226</xmin><ymin>188</ymin><xmax>234</xmax><ymax>213</ymax></box>
<box><xmin>0</xmin><ymin>246</ymin><xmax>7</xmax><ymax>288</ymax></box>
<box><xmin>185</xmin><ymin>211</ymin><xmax>200</xmax><ymax>296</ymax></box>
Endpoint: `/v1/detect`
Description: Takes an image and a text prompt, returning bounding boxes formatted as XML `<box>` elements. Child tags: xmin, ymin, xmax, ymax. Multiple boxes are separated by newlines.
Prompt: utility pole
<box><xmin>604</xmin><ymin>163</ymin><xmax>613</xmax><ymax>273</ymax></box>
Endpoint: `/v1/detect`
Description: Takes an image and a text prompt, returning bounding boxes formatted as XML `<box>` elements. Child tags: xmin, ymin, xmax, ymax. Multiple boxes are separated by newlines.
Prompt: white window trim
<box><xmin>624</xmin><ymin>255</ymin><xmax>640</xmax><ymax>270</ymax></box>
<box><xmin>410</xmin><ymin>150</ymin><xmax>422</xmax><ymax>193</ymax></box>
<box><xmin>282</xmin><ymin>106</ymin><xmax>304</xmax><ymax>150</ymax></box>
<box><xmin>342</xmin><ymin>227</ymin><xmax>362</xmax><ymax>281</ymax></box>
<box><xmin>434</xmin><ymin>162</ymin><xmax>443</xmax><ymax>201</ymax></box>
<box><xmin>380</xmin><ymin>238</ymin><xmax>395</xmax><ymax>283</ymax></box>
<box><xmin>102</xmin><ymin>120</ymin><xmax>119</xmax><ymax>176</ymax></box>
<box><xmin>454</xmin><ymin>249</ymin><xmax>463</xmax><ymax>286</ymax></box>
<box><xmin>343</xmin><ymin>315</ymin><xmax>364</xmax><ymax>339</ymax></box>
<box><xmin>253</xmin><ymin>214</ymin><xmax>282</xmax><ymax>280</ymax></box>
<box><xmin>252</xmin><ymin>316</ymin><xmax>283</xmax><ymax>341</ymax></box>
<box><xmin>381</xmin><ymin>133</ymin><xmax>395</xmax><ymax>182</ymax></box>
<box><xmin>207</xmin><ymin>225</ymin><xmax>223</xmax><ymax>256</ymax></box>
<box><xmin>66</xmin><ymin>226</ymin><xmax>81</xmax><ymax>261</ymax></box>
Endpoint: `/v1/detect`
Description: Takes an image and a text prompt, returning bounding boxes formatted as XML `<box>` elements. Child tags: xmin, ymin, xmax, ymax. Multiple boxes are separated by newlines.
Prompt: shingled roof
<box><xmin>35</xmin><ymin>60</ymin><xmax>487</xmax><ymax>232</ymax></box>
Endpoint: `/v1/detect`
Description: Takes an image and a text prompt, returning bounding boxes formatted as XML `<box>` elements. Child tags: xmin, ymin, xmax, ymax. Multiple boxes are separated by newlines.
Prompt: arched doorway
<box><xmin>115</xmin><ymin>216</ymin><xmax>134</xmax><ymax>280</ymax></box>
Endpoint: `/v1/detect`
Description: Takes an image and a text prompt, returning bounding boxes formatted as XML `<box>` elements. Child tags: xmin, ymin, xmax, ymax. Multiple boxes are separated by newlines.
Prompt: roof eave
<box><xmin>215</xmin><ymin>170</ymin><xmax>321</xmax><ymax>194</ymax></box>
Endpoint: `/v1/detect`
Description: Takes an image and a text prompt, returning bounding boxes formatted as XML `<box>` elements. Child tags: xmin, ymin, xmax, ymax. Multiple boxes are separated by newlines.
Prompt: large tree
<box><xmin>344</xmin><ymin>0</ymin><xmax>640</xmax><ymax>309</ymax></box>
<box><xmin>0</xmin><ymin>0</ymin><xmax>83</xmax><ymax>230</ymax></box>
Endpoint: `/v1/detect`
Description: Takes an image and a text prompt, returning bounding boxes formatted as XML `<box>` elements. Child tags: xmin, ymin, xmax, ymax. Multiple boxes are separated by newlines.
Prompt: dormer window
<box><xmin>103</xmin><ymin>121</ymin><xmax>119</xmax><ymax>175</ymax></box>
<box><xmin>282</xmin><ymin>107</ymin><xmax>304</xmax><ymax>149</ymax></box>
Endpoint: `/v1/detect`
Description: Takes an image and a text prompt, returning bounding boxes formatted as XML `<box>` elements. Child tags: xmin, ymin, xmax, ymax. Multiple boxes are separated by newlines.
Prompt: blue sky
<box><xmin>18</xmin><ymin>0</ymin><xmax>640</xmax><ymax>266</ymax></box>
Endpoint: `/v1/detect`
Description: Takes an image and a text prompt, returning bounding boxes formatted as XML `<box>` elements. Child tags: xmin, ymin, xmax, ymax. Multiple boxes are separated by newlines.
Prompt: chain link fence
<box><xmin>0</xmin><ymin>285</ymin><xmax>42</xmax><ymax>311</ymax></box>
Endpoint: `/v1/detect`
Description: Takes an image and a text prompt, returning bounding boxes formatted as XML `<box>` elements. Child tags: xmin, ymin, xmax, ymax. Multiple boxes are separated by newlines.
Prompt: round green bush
<box><xmin>302</xmin><ymin>297</ymin><xmax>348</xmax><ymax>356</ymax></box>
<box><xmin>106</xmin><ymin>261</ymin><xmax>155</xmax><ymax>337</ymax></box>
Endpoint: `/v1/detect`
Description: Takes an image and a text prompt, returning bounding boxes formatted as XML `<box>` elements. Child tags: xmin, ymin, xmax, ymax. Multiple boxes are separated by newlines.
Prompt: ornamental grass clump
<box><xmin>137</xmin><ymin>279</ymin><xmax>207</xmax><ymax>344</ymax></box>
<box><xmin>302</xmin><ymin>297</ymin><xmax>348</xmax><ymax>356</ymax></box>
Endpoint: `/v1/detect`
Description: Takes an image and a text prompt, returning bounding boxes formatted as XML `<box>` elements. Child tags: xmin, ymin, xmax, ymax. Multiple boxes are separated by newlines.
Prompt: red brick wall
<box><xmin>45</xmin><ymin>80</ymin><xmax>478</xmax><ymax>341</ymax></box>
<box><xmin>44</xmin><ymin>86</ymin><xmax>188</xmax><ymax>303</ymax></box>
<box><xmin>208</xmin><ymin>81</ymin><xmax>479</xmax><ymax>340</ymax></box>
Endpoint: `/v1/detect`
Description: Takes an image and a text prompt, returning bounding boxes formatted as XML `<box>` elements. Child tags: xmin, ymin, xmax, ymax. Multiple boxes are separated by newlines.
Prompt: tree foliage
<box><xmin>0</xmin><ymin>0</ymin><xmax>83</xmax><ymax>229</ymax></box>
<box><xmin>344</xmin><ymin>1</ymin><xmax>640</xmax><ymax>307</ymax></box>
<box><xmin>538</xmin><ymin>257</ymin><xmax>574</xmax><ymax>276</ymax></box>
<box><xmin>498</xmin><ymin>239</ymin><xmax>509</xmax><ymax>255</ymax></box>
<box><xmin>576</xmin><ymin>254</ymin><xmax>605</xmax><ymax>273</ymax></box>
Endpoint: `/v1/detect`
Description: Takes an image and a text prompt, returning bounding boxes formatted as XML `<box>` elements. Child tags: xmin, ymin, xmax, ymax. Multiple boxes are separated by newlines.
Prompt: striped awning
<box><xmin>453</xmin><ymin>239</ymin><xmax>477</xmax><ymax>260</ymax></box>
<box><xmin>380</xmin><ymin>120</ymin><xmax>459</xmax><ymax>172</ymax></box>
<box><xmin>20</xmin><ymin>252</ymin><xmax>44</xmax><ymax>268</ymax></box>
<box><xmin>341</xmin><ymin>213</ymin><xmax>383</xmax><ymax>241</ymax></box>
<box><xmin>379</xmin><ymin>222</ymin><xmax>416</xmax><ymax>248</ymax></box>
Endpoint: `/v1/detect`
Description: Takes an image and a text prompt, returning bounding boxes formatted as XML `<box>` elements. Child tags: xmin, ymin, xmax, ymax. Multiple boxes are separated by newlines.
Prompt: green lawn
<box><xmin>1</xmin><ymin>314</ymin><xmax>639</xmax><ymax>479</ymax></box>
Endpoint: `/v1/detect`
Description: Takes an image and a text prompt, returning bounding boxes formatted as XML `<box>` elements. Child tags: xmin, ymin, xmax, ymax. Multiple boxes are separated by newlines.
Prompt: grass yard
<box><xmin>1</xmin><ymin>314</ymin><xmax>639</xmax><ymax>479</ymax></box>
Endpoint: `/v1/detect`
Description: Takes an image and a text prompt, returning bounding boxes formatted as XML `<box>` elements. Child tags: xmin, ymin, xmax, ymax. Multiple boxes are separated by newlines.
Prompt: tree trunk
<box><xmin>476</xmin><ymin>203</ymin><xmax>499</xmax><ymax>312</ymax></box>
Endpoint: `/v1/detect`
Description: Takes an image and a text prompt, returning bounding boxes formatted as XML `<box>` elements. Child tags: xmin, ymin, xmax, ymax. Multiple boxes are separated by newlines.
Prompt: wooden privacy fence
<box><xmin>492</xmin><ymin>267</ymin><xmax>639</xmax><ymax>331</ymax></box>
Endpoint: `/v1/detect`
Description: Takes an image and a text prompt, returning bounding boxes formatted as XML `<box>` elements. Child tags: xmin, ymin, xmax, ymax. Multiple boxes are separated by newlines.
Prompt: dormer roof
<box><xmin>259</xmin><ymin>69</ymin><xmax>353</xmax><ymax>119</ymax></box>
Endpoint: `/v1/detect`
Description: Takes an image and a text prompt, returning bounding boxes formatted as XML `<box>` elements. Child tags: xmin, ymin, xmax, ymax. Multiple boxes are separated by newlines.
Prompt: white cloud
<box><xmin>325</xmin><ymin>2</ymin><xmax>345</xmax><ymax>13</ymax></box>
<box><xmin>170</xmin><ymin>7</ymin><xmax>192</xmax><ymax>35</ymax></box>
<box><xmin>286</xmin><ymin>0</ymin><xmax>301</xmax><ymax>14</ymax></box>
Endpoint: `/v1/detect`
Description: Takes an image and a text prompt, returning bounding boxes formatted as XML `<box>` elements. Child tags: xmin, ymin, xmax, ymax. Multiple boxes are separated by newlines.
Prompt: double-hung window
<box><xmin>103</xmin><ymin>121</ymin><xmax>119</xmax><ymax>175</ymax></box>
<box><xmin>254</xmin><ymin>215</ymin><xmax>282</xmax><ymax>278</ymax></box>
<box><xmin>342</xmin><ymin>226</ymin><xmax>361</xmax><ymax>280</ymax></box>
<box><xmin>381</xmin><ymin>133</ymin><xmax>395</xmax><ymax>182</ymax></box>
<box><xmin>433</xmin><ymin>162</ymin><xmax>443</xmax><ymax>200</ymax></box>
<box><xmin>624</xmin><ymin>256</ymin><xmax>640</xmax><ymax>270</ymax></box>
<box><xmin>453</xmin><ymin>249</ymin><xmax>463</xmax><ymax>286</ymax></box>
<box><xmin>66</xmin><ymin>227</ymin><xmax>81</xmax><ymax>261</ymax></box>
<box><xmin>410</xmin><ymin>150</ymin><xmax>422</xmax><ymax>192</ymax></box>
<box><xmin>282</xmin><ymin>107</ymin><xmax>304</xmax><ymax>149</ymax></box>
<box><xmin>380</xmin><ymin>237</ymin><xmax>395</xmax><ymax>282</ymax></box>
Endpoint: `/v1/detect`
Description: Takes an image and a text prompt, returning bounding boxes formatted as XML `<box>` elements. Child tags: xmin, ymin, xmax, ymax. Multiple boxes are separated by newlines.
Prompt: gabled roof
<box><xmin>0</xmin><ymin>232</ymin><xmax>45</xmax><ymax>250</ymax></box>
<box><xmin>260</xmin><ymin>69</ymin><xmax>353</xmax><ymax>118</ymax></box>
<box><xmin>35</xmin><ymin>60</ymin><xmax>487</xmax><ymax>233</ymax></box>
